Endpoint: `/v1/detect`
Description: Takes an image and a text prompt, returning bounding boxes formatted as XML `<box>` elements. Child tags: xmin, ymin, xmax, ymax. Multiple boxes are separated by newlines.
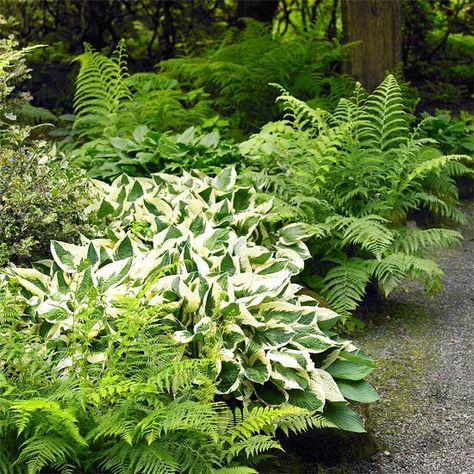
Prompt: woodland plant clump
<box><xmin>0</xmin><ymin>168</ymin><xmax>378</xmax><ymax>472</ymax></box>
<box><xmin>240</xmin><ymin>75</ymin><xmax>471</xmax><ymax>317</ymax></box>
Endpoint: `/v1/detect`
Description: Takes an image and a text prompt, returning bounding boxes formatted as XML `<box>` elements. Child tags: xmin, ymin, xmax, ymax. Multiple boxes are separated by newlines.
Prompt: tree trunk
<box><xmin>341</xmin><ymin>0</ymin><xmax>402</xmax><ymax>91</ymax></box>
<box><xmin>236</xmin><ymin>0</ymin><xmax>279</xmax><ymax>24</ymax></box>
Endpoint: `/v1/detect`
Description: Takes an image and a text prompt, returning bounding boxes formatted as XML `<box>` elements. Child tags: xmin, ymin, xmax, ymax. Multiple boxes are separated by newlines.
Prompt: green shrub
<box><xmin>240</xmin><ymin>75</ymin><xmax>471</xmax><ymax>317</ymax></box>
<box><xmin>419</xmin><ymin>109</ymin><xmax>474</xmax><ymax>156</ymax></box>
<box><xmin>0</xmin><ymin>143</ymin><xmax>92</xmax><ymax>265</ymax></box>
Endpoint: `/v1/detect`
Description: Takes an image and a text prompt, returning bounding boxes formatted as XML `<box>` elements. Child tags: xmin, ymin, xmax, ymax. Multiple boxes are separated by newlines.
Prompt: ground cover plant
<box><xmin>240</xmin><ymin>75</ymin><xmax>471</xmax><ymax>317</ymax></box>
<box><xmin>0</xmin><ymin>168</ymin><xmax>378</xmax><ymax>472</ymax></box>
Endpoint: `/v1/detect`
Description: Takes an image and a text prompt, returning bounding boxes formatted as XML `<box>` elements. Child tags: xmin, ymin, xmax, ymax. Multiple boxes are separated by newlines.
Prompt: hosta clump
<box><xmin>5</xmin><ymin>168</ymin><xmax>377</xmax><ymax>432</ymax></box>
<box><xmin>0</xmin><ymin>277</ymin><xmax>322</xmax><ymax>473</ymax></box>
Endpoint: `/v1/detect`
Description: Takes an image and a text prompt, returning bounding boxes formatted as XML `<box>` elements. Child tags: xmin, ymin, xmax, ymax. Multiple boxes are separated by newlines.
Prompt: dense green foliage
<box><xmin>67</xmin><ymin>41</ymin><xmax>241</xmax><ymax>180</ymax></box>
<box><xmin>241</xmin><ymin>76</ymin><xmax>470</xmax><ymax>316</ymax></box>
<box><xmin>163</xmin><ymin>19</ymin><xmax>354</xmax><ymax>135</ymax></box>
<box><xmin>0</xmin><ymin>144</ymin><xmax>92</xmax><ymax>266</ymax></box>
<box><xmin>0</xmin><ymin>43</ymin><xmax>91</xmax><ymax>266</ymax></box>
<box><xmin>0</xmin><ymin>277</ymin><xmax>324</xmax><ymax>473</ymax></box>
<box><xmin>0</xmin><ymin>169</ymin><xmax>377</xmax><ymax>472</ymax></box>
<box><xmin>0</xmin><ymin>3</ymin><xmax>472</xmax><ymax>471</ymax></box>
<box><xmin>419</xmin><ymin>109</ymin><xmax>474</xmax><ymax>156</ymax></box>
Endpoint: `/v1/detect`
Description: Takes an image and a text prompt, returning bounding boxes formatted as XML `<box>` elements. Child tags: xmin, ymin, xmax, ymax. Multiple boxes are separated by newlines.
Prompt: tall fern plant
<box><xmin>241</xmin><ymin>75</ymin><xmax>471</xmax><ymax>317</ymax></box>
<box><xmin>72</xmin><ymin>41</ymin><xmax>213</xmax><ymax>142</ymax></box>
<box><xmin>73</xmin><ymin>39</ymin><xmax>131</xmax><ymax>139</ymax></box>
<box><xmin>162</xmin><ymin>19</ymin><xmax>354</xmax><ymax>135</ymax></box>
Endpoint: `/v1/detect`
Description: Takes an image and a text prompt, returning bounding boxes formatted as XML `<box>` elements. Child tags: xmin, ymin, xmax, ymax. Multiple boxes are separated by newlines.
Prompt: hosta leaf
<box><xmin>95</xmin><ymin>257</ymin><xmax>132</xmax><ymax>291</ymax></box>
<box><xmin>255</xmin><ymin>327</ymin><xmax>295</xmax><ymax>349</ymax></box>
<box><xmin>326</xmin><ymin>359</ymin><xmax>374</xmax><ymax>381</ymax></box>
<box><xmin>97</xmin><ymin>199</ymin><xmax>115</xmax><ymax>219</ymax></box>
<box><xmin>50</xmin><ymin>241</ymin><xmax>83</xmax><ymax>272</ymax></box>
<box><xmin>217</xmin><ymin>360</ymin><xmax>241</xmax><ymax>394</ymax></box>
<box><xmin>204</xmin><ymin>228</ymin><xmax>230</xmax><ymax>251</ymax></box>
<box><xmin>259</xmin><ymin>302</ymin><xmax>305</xmax><ymax>325</ymax></box>
<box><xmin>278</xmin><ymin>223</ymin><xmax>315</xmax><ymax>245</ymax></box>
<box><xmin>244</xmin><ymin>359</ymin><xmax>270</xmax><ymax>384</ymax></box>
<box><xmin>114</xmin><ymin>235</ymin><xmax>134</xmax><ymax>260</ymax></box>
<box><xmin>267</xmin><ymin>350</ymin><xmax>313</xmax><ymax>371</ymax></box>
<box><xmin>255</xmin><ymin>382</ymin><xmax>288</xmax><ymax>405</ymax></box>
<box><xmin>214</xmin><ymin>167</ymin><xmax>237</xmax><ymax>191</ymax></box>
<box><xmin>292</xmin><ymin>333</ymin><xmax>335</xmax><ymax>354</ymax></box>
<box><xmin>287</xmin><ymin>389</ymin><xmax>324</xmax><ymax>411</ymax></box>
<box><xmin>10</xmin><ymin>268</ymin><xmax>50</xmax><ymax>297</ymax></box>
<box><xmin>311</xmin><ymin>369</ymin><xmax>345</xmax><ymax>402</ymax></box>
<box><xmin>337</xmin><ymin>380</ymin><xmax>379</xmax><ymax>403</ymax></box>
<box><xmin>271</xmin><ymin>363</ymin><xmax>309</xmax><ymax>390</ymax></box>
<box><xmin>323</xmin><ymin>402</ymin><xmax>366</xmax><ymax>433</ymax></box>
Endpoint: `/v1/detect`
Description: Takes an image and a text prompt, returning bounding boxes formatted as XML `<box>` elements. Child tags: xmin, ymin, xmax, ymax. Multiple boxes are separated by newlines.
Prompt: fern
<box><xmin>241</xmin><ymin>74</ymin><xmax>470</xmax><ymax>316</ymax></box>
<box><xmin>321</xmin><ymin>258</ymin><xmax>372</xmax><ymax>317</ymax></box>
<box><xmin>358</xmin><ymin>74</ymin><xmax>409</xmax><ymax>150</ymax></box>
<box><xmin>73</xmin><ymin>40</ymin><xmax>131</xmax><ymax>138</ymax></box>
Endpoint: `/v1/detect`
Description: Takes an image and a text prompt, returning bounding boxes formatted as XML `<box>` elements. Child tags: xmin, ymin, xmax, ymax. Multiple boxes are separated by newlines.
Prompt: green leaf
<box><xmin>245</xmin><ymin>359</ymin><xmax>270</xmax><ymax>384</ymax></box>
<box><xmin>214</xmin><ymin>167</ymin><xmax>237</xmax><ymax>191</ymax></box>
<box><xmin>337</xmin><ymin>380</ymin><xmax>379</xmax><ymax>403</ymax></box>
<box><xmin>255</xmin><ymin>382</ymin><xmax>288</xmax><ymax>405</ymax></box>
<box><xmin>288</xmin><ymin>389</ymin><xmax>324</xmax><ymax>411</ymax></box>
<box><xmin>50</xmin><ymin>241</ymin><xmax>80</xmax><ymax>272</ymax></box>
<box><xmin>326</xmin><ymin>360</ymin><xmax>373</xmax><ymax>381</ymax></box>
<box><xmin>217</xmin><ymin>360</ymin><xmax>241</xmax><ymax>394</ymax></box>
<box><xmin>323</xmin><ymin>402</ymin><xmax>366</xmax><ymax>433</ymax></box>
<box><xmin>279</xmin><ymin>223</ymin><xmax>315</xmax><ymax>245</ymax></box>
<box><xmin>114</xmin><ymin>235</ymin><xmax>134</xmax><ymax>260</ymax></box>
<box><xmin>95</xmin><ymin>257</ymin><xmax>132</xmax><ymax>291</ymax></box>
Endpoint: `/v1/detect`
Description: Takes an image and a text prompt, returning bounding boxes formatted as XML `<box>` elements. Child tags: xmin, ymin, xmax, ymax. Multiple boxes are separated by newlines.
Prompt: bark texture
<box><xmin>342</xmin><ymin>0</ymin><xmax>402</xmax><ymax>91</ymax></box>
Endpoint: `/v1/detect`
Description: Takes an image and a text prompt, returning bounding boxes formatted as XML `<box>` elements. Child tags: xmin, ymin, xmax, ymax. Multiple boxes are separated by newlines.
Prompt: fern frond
<box><xmin>15</xmin><ymin>434</ymin><xmax>80</xmax><ymax>474</ymax></box>
<box><xmin>228</xmin><ymin>435</ymin><xmax>282</xmax><ymax>458</ymax></box>
<box><xmin>321</xmin><ymin>258</ymin><xmax>372</xmax><ymax>316</ymax></box>
<box><xmin>73</xmin><ymin>40</ymin><xmax>132</xmax><ymax>138</ymax></box>
<box><xmin>392</xmin><ymin>228</ymin><xmax>462</xmax><ymax>255</ymax></box>
<box><xmin>358</xmin><ymin>74</ymin><xmax>408</xmax><ymax>150</ymax></box>
<box><xmin>370</xmin><ymin>253</ymin><xmax>443</xmax><ymax>296</ymax></box>
<box><xmin>327</xmin><ymin>215</ymin><xmax>394</xmax><ymax>259</ymax></box>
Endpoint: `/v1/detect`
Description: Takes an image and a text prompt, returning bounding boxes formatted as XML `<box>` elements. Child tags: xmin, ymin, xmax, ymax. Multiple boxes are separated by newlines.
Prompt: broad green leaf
<box><xmin>337</xmin><ymin>380</ymin><xmax>379</xmax><ymax>403</ymax></box>
<box><xmin>50</xmin><ymin>241</ymin><xmax>83</xmax><ymax>272</ymax></box>
<box><xmin>288</xmin><ymin>389</ymin><xmax>324</xmax><ymax>411</ymax></box>
<box><xmin>323</xmin><ymin>402</ymin><xmax>366</xmax><ymax>433</ymax></box>
<box><xmin>214</xmin><ymin>167</ymin><xmax>237</xmax><ymax>191</ymax></box>
<box><xmin>326</xmin><ymin>359</ymin><xmax>374</xmax><ymax>381</ymax></box>
<box><xmin>95</xmin><ymin>258</ymin><xmax>132</xmax><ymax>291</ymax></box>
<box><xmin>279</xmin><ymin>223</ymin><xmax>316</xmax><ymax>245</ymax></box>
<box><xmin>217</xmin><ymin>360</ymin><xmax>241</xmax><ymax>394</ymax></box>
<box><xmin>244</xmin><ymin>359</ymin><xmax>270</xmax><ymax>384</ymax></box>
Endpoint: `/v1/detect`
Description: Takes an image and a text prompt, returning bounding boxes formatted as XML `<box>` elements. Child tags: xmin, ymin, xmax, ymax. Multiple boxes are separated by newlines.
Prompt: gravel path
<box><xmin>352</xmin><ymin>205</ymin><xmax>474</xmax><ymax>474</ymax></box>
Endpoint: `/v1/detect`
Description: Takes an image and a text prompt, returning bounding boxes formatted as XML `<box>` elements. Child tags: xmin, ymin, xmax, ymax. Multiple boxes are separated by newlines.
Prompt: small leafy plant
<box><xmin>0</xmin><ymin>143</ymin><xmax>92</xmax><ymax>266</ymax></box>
<box><xmin>73</xmin><ymin>124</ymin><xmax>241</xmax><ymax>180</ymax></box>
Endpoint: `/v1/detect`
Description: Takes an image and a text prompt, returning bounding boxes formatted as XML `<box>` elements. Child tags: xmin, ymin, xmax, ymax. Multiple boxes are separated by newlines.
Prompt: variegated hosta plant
<box><xmin>3</xmin><ymin>168</ymin><xmax>377</xmax><ymax>431</ymax></box>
